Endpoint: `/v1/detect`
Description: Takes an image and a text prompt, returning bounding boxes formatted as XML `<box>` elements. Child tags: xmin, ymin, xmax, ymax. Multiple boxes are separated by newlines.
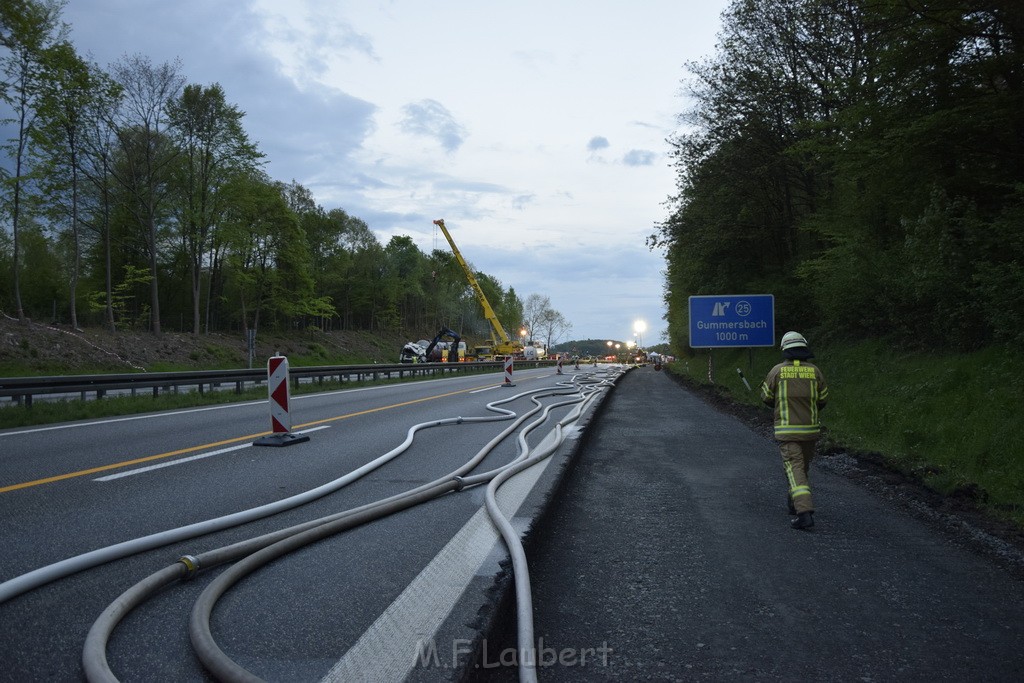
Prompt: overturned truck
<box><xmin>399</xmin><ymin>327</ymin><xmax>464</xmax><ymax>363</ymax></box>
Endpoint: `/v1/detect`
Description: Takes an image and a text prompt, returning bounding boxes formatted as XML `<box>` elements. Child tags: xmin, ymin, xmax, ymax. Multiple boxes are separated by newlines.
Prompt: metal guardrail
<box><xmin>0</xmin><ymin>360</ymin><xmax>552</xmax><ymax>408</ymax></box>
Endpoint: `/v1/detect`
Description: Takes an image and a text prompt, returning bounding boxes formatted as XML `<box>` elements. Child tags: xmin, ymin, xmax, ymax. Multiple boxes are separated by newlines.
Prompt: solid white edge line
<box><xmin>93</xmin><ymin>444</ymin><xmax>253</xmax><ymax>481</ymax></box>
<box><xmin>0</xmin><ymin>370</ymin><xmax>517</xmax><ymax>438</ymax></box>
<box><xmin>93</xmin><ymin>426</ymin><xmax>331</xmax><ymax>481</ymax></box>
<box><xmin>0</xmin><ymin>400</ymin><xmax>267</xmax><ymax>438</ymax></box>
<box><xmin>320</xmin><ymin>425</ymin><xmax>563</xmax><ymax>682</ymax></box>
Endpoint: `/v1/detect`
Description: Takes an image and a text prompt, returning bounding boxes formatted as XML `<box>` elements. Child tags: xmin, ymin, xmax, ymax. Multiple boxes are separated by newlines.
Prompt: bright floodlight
<box><xmin>633</xmin><ymin>320</ymin><xmax>647</xmax><ymax>334</ymax></box>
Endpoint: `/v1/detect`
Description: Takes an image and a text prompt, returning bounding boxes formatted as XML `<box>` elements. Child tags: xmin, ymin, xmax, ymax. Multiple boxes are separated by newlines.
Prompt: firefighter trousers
<box><xmin>779</xmin><ymin>440</ymin><xmax>816</xmax><ymax>514</ymax></box>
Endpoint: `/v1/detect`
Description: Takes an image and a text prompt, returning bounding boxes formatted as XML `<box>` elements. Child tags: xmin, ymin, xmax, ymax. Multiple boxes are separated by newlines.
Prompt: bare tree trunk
<box><xmin>69</xmin><ymin>148</ymin><xmax>80</xmax><ymax>330</ymax></box>
<box><xmin>191</xmin><ymin>252</ymin><xmax>201</xmax><ymax>335</ymax></box>
<box><xmin>148</xmin><ymin>213</ymin><xmax>161</xmax><ymax>334</ymax></box>
<box><xmin>12</xmin><ymin>178</ymin><xmax>25</xmax><ymax>321</ymax></box>
<box><xmin>103</xmin><ymin>186</ymin><xmax>115</xmax><ymax>332</ymax></box>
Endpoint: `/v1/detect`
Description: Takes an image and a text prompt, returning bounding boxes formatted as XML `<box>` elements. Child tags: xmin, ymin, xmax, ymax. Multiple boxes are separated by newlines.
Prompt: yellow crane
<box><xmin>433</xmin><ymin>219</ymin><xmax>524</xmax><ymax>359</ymax></box>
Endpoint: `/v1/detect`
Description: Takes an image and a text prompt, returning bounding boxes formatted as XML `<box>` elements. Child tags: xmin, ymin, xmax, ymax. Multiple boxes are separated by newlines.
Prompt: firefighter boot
<box><xmin>791</xmin><ymin>511</ymin><xmax>814</xmax><ymax>530</ymax></box>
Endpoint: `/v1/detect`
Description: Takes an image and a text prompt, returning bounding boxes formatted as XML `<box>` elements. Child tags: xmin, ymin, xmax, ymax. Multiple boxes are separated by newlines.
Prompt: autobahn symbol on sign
<box><xmin>688</xmin><ymin>294</ymin><xmax>775</xmax><ymax>348</ymax></box>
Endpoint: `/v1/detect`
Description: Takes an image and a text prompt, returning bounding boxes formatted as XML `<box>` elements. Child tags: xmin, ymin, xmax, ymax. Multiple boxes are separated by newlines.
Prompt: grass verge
<box><xmin>668</xmin><ymin>341</ymin><xmax>1024</xmax><ymax>527</ymax></box>
<box><xmin>0</xmin><ymin>367</ymin><xmax>498</xmax><ymax>430</ymax></box>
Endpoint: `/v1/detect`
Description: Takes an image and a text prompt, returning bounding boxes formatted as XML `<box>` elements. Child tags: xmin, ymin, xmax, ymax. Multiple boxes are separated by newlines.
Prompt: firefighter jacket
<box><xmin>760</xmin><ymin>359</ymin><xmax>829</xmax><ymax>441</ymax></box>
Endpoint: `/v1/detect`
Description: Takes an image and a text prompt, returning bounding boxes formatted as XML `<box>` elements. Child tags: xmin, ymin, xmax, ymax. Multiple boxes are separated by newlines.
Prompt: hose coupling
<box><xmin>178</xmin><ymin>555</ymin><xmax>201</xmax><ymax>580</ymax></box>
<box><xmin>453</xmin><ymin>476</ymin><xmax>467</xmax><ymax>491</ymax></box>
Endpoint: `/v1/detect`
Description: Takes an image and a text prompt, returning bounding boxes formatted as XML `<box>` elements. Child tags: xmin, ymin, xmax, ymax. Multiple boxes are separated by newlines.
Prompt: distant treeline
<box><xmin>0</xmin><ymin>1</ymin><xmax>533</xmax><ymax>342</ymax></box>
<box><xmin>654</xmin><ymin>0</ymin><xmax>1024</xmax><ymax>351</ymax></box>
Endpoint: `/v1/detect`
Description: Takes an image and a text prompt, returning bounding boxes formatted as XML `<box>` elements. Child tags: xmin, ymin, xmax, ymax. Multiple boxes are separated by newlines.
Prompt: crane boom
<box><xmin>433</xmin><ymin>219</ymin><xmax>521</xmax><ymax>355</ymax></box>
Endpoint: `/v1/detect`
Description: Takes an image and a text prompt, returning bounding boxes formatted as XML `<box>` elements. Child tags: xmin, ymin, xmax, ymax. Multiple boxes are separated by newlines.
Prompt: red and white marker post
<box><xmin>254</xmin><ymin>354</ymin><xmax>310</xmax><ymax>447</ymax></box>
<box><xmin>502</xmin><ymin>356</ymin><xmax>516</xmax><ymax>387</ymax></box>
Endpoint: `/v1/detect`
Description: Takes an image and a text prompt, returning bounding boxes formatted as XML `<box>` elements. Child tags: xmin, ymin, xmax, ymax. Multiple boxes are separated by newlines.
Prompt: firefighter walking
<box><xmin>761</xmin><ymin>331</ymin><xmax>829</xmax><ymax>530</ymax></box>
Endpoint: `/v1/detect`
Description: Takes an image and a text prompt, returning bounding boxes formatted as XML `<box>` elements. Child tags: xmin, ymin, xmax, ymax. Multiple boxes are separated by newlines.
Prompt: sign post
<box><xmin>246</xmin><ymin>329</ymin><xmax>256</xmax><ymax>369</ymax></box>
<box><xmin>689</xmin><ymin>295</ymin><xmax>775</xmax><ymax>384</ymax></box>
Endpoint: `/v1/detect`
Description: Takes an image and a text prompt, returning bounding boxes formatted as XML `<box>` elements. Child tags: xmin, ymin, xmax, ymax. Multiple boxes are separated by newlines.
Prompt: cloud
<box><xmin>434</xmin><ymin>179</ymin><xmax>507</xmax><ymax>194</ymax></box>
<box><xmin>46</xmin><ymin>0</ymin><xmax>733</xmax><ymax>344</ymax></box>
<box><xmin>512</xmin><ymin>195</ymin><xmax>535</xmax><ymax>210</ymax></box>
<box><xmin>629</xmin><ymin>120</ymin><xmax>661</xmax><ymax>130</ymax></box>
<box><xmin>399</xmin><ymin>99</ymin><xmax>468</xmax><ymax>152</ymax></box>
<box><xmin>464</xmin><ymin>242</ymin><xmax>668</xmax><ymax>342</ymax></box>
<box><xmin>309</xmin><ymin>18</ymin><xmax>378</xmax><ymax>64</ymax></box>
<box><xmin>257</xmin><ymin>89</ymin><xmax>376</xmax><ymax>181</ymax></box>
<box><xmin>61</xmin><ymin>1</ymin><xmax>377</xmax><ymax>193</ymax></box>
<box><xmin>622</xmin><ymin>149</ymin><xmax>658</xmax><ymax>167</ymax></box>
<box><xmin>512</xmin><ymin>49</ymin><xmax>555</xmax><ymax>71</ymax></box>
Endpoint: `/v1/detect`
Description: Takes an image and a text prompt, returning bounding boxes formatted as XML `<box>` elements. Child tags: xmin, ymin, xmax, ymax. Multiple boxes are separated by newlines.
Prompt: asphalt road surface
<box><xmin>4</xmin><ymin>364</ymin><xmax>1023</xmax><ymax>681</ymax></box>
<box><xmin>0</xmin><ymin>366</ymin><xmax>614</xmax><ymax>681</ymax></box>
<box><xmin>476</xmin><ymin>367</ymin><xmax>1024</xmax><ymax>682</ymax></box>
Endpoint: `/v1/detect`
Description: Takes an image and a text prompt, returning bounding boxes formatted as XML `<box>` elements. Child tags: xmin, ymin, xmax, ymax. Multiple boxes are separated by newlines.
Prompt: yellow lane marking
<box><xmin>0</xmin><ymin>382</ymin><xmax>498</xmax><ymax>494</ymax></box>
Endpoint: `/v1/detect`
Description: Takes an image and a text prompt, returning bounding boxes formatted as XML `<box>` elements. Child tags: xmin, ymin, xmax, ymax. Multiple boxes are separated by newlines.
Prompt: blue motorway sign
<box><xmin>688</xmin><ymin>294</ymin><xmax>775</xmax><ymax>348</ymax></box>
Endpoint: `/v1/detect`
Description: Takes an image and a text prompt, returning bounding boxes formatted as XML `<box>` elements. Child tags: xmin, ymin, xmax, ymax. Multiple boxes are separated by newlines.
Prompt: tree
<box><xmin>474</xmin><ymin>272</ymin><xmax>521</xmax><ymax>344</ymax></box>
<box><xmin>32</xmin><ymin>40</ymin><xmax>101</xmax><ymax>329</ymax></box>
<box><xmin>381</xmin><ymin>235</ymin><xmax>427</xmax><ymax>331</ymax></box>
<box><xmin>219</xmin><ymin>171</ymin><xmax>289</xmax><ymax>334</ymax></box>
<box><xmin>0</xmin><ymin>0</ymin><xmax>68</xmax><ymax>320</ymax></box>
<box><xmin>422</xmin><ymin>248</ymin><xmax>466</xmax><ymax>331</ymax></box>
<box><xmin>502</xmin><ymin>286</ymin><xmax>524</xmax><ymax>341</ymax></box>
<box><xmin>345</xmin><ymin>237</ymin><xmax>386</xmax><ymax>331</ymax></box>
<box><xmin>299</xmin><ymin>203</ymin><xmax>345</xmax><ymax>330</ymax></box>
<box><xmin>168</xmin><ymin>82</ymin><xmax>262</xmax><ymax>334</ymax></box>
<box><xmin>796</xmin><ymin>0</ymin><xmax>1024</xmax><ymax>348</ymax></box>
<box><xmin>537</xmin><ymin>308</ymin><xmax>571</xmax><ymax>350</ymax></box>
<box><xmin>16</xmin><ymin>218</ymin><xmax>61</xmax><ymax>316</ymax></box>
<box><xmin>75</xmin><ymin>63</ymin><xmax>122</xmax><ymax>332</ymax></box>
<box><xmin>108</xmin><ymin>53</ymin><xmax>185</xmax><ymax>334</ymax></box>
<box><xmin>219</xmin><ymin>172</ymin><xmax>333</xmax><ymax>333</ymax></box>
<box><xmin>659</xmin><ymin>0</ymin><xmax>1024</xmax><ymax>353</ymax></box>
<box><xmin>332</xmin><ymin>211</ymin><xmax>381</xmax><ymax>330</ymax></box>
<box><xmin>522</xmin><ymin>293</ymin><xmax>568</xmax><ymax>348</ymax></box>
<box><xmin>521</xmin><ymin>293</ymin><xmax>550</xmax><ymax>344</ymax></box>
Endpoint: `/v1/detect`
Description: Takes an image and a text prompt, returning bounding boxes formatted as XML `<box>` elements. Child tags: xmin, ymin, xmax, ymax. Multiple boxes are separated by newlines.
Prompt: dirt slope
<box><xmin>0</xmin><ymin>315</ymin><xmax>408</xmax><ymax>374</ymax></box>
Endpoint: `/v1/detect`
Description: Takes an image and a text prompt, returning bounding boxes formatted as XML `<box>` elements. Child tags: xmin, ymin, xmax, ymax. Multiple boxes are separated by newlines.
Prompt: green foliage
<box><xmin>0</xmin><ymin>363</ymin><xmax>500</xmax><ymax>430</ymax></box>
<box><xmin>85</xmin><ymin>263</ymin><xmax>151</xmax><ymax>330</ymax></box>
<box><xmin>0</xmin><ymin>1</ymin><xmax>555</xmax><ymax>348</ymax></box>
<box><xmin>823</xmin><ymin>342</ymin><xmax>1024</xmax><ymax>517</ymax></box>
<box><xmin>658</xmin><ymin>0</ymin><xmax>1024</xmax><ymax>354</ymax></box>
<box><xmin>551</xmin><ymin>338</ymin><xmax>635</xmax><ymax>357</ymax></box>
<box><xmin>16</xmin><ymin>222</ymin><xmax>62</xmax><ymax>314</ymax></box>
<box><xmin>668</xmin><ymin>340</ymin><xmax>1024</xmax><ymax>523</ymax></box>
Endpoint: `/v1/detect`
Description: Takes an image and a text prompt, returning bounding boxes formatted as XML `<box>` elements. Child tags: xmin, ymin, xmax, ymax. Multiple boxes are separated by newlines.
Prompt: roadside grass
<box><xmin>0</xmin><ymin>332</ymin><xmax>407</xmax><ymax>425</ymax></box>
<box><xmin>0</xmin><ymin>361</ymin><xmax>148</xmax><ymax>376</ymax></box>
<box><xmin>668</xmin><ymin>341</ymin><xmax>1024</xmax><ymax>527</ymax></box>
<box><xmin>0</xmin><ymin>367</ymin><xmax>499</xmax><ymax>430</ymax></box>
<box><xmin>0</xmin><ymin>385</ymin><xmax>271</xmax><ymax>428</ymax></box>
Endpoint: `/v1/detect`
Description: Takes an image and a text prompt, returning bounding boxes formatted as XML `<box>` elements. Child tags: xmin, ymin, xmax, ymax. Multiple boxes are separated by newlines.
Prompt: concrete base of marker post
<box><xmin>255</xmin><ymin>432</ymin><xmax>308</xmax><ymax>446</ymax></box>
<box><xmin>502</xmin><ymin>356</ymin><xmax>515</xmax><ymax>387</ymax></box>
<box><xmin>254</xmin><ymin>354</ymin><xmax>310</xmax><ymax>447</ymax></box>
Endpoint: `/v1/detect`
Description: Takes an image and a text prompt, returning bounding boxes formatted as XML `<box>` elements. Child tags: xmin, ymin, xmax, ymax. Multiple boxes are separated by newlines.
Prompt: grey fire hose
<box><xmin>0</xmin><ymin>409</ymin><xmax>515</xmax><ymax>606</ymax></box>
<box><xmin>481</xmin><ymin>374</ymin><xmax>610</xmax><ymax>683</ymax></box>
<box><xmin>183</xmin><ymin>382</ymin><xmax>604</xmax><ymax>683</ymax></box>
<box><xmin>79</xmin><ymin>374</ymin><xmax>620</xmax><ymax>682</ymax></box>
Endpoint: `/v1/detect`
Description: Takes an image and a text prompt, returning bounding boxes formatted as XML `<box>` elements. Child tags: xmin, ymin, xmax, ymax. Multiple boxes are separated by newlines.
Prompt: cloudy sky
<box><xmin>61</xmin><ymin>0</ymin><xmax>729</xmax><ymax>346</ymax></box>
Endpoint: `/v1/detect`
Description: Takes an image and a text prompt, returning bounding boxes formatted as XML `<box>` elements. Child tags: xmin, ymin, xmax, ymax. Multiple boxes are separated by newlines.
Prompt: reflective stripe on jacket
<box><xmin>761</xmin><ymin>359</ymin><xmax>828</xmax><ymax>441</ymax></box>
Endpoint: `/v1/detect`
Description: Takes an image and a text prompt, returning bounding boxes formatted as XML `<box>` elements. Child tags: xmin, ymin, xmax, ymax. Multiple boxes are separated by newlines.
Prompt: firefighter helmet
<box><xmin>780</xmin><ymin>331</ymin><xmax>808</xmax><ymax>350</ymax></box>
